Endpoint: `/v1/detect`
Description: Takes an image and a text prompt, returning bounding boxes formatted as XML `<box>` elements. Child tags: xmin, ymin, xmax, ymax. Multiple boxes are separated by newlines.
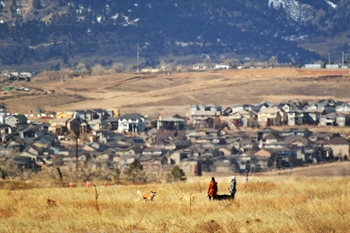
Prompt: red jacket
<box><xmin>208</xmin><ymin>181</ymin><xmax>218</xmax><ymax>197</ymax></box>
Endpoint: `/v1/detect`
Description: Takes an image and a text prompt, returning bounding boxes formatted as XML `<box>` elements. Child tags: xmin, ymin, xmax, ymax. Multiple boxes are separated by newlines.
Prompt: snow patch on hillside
<box><xmin>268</xmin><ymin>0</ymin><xmax>314</xmax><ymax>23</ymax></box>
<box><xmin>325</xmin><ymin>0</ymin><xmax>337</xmax><ymax>9</ymax></box>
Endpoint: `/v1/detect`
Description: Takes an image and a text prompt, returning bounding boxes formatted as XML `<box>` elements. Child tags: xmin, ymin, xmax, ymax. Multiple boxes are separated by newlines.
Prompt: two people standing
<box><xmin>207</xmin><ymin>176</ymin><xmax>237</xmax><ymax>200</ymax></box>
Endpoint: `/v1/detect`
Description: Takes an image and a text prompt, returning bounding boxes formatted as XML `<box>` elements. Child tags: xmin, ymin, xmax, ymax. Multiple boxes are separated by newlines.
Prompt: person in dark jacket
<box><xmin>207</xmin><ymin>177</ymin><xmax>218</xmax><ymax>201</ymax></box>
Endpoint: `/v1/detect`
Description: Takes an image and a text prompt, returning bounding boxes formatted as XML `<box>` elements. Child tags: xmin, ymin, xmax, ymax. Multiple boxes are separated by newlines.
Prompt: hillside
<box><xmin>262</xmin><ymin>161</ymin><xmax>350</xmax><ymax>176</ymax></box>
<box><xmin>0</xmin><ymin>0</ymin><xmax>349</xmax><ymax>68</ymax></box>
<box><xmin>1</xmin><ymin>68</ymin><xmax>349</xmax><ymax>117</ymax></box>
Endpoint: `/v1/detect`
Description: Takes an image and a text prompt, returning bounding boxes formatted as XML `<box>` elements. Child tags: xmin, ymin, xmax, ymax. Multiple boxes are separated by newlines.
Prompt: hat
<box><xmin>231</xmin><ymin>176</ymin><xmax>236</xmax><ymax>180</ymax></box>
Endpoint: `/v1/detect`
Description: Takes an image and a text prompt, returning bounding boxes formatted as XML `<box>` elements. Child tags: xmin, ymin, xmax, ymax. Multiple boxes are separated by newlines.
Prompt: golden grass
<box><xmin>0</xmin><ymin>176</ymin><xmax>349</xmax><ymax>233</ymax></box>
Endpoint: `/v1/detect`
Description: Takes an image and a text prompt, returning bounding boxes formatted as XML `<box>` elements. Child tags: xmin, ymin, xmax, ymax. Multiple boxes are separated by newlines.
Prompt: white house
<box><xmin>214</xmin><ymin>64</ymin><xmax>230</xmax><ymax>69</ymax></box>
<box><xmin>118</xmin><ymin>113</ymin><xmax>145</xmax><ymax>133</ymax></box>
<box><xmin>336</xmin><ymin>102</ymin><xmax>350</xmax><ymax>112</ymax></box>
<box><xmin>0</xmin><ymin>105</ymin><xmax>7</xmax><ymax>124</ymax></box>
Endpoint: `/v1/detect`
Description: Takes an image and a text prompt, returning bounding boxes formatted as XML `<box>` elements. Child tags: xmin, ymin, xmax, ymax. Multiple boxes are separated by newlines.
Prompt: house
<box><xmin>260</xmin><ymin>132</ymin><xmax>283</xmax><ymax>148</ymax></box>
<box><xmin>286</xmin><ymin>110</ymin><xmax>306</xmax><ymax>126</ymax></box>
<box><xmin>48</xmin><ymin>145</ymin><xmax>69</xmax><ymax>156</ymax></box>
<box><xmin>224</xmin><ymin>110</ymin><xmax>257</xmax><ymax>128</ymax></box>
<box><xmin>189</xmin><ymin>104</ymin><xmax>222</xmax><ymax>120</ymax></box>
<box><xmin>214</xmin><ymin>64</ymin><xmax>230</xmax><ymax>69</ymax></box>
<box><xmin>284</xmin><ymin>135</ymin><xmax>311</xmax><ymax>148</ymax></box>
<box><xmin>222</xmin><ymin>104</ymin><xmax>258</xmax><ymax>115</ymax></box>
<box><xmin>253</xmin><ymin>155</ymin><xmax>269</xmax><ymax>172</ymax></box>
<box><xmin>102</xmin><ymin>117</ymin><xmax>119</xmax><ymax>130</ymax></box>
<box><xmin>0</xmin><ymin>105</ymin><xmax>7</xmax><ymax>123</ymax></box>
<box><xmin>157</xmin><ymin>115</ymin><xmax>186</xmax><ymax>130</ymax></box>
<box><xmin>305</xmin><ymin>99</ymin><xmax>339</xmax><ymax>112</ymax></box>
<box><xmin>319</xmin><ymin>112</ymin><xmax>348</xmax><ymax>127</ymax></box>
<box><xmin>0</xmin><ymin>124</ymin><xmax>12</xmax><ymax>143</ymax></box>
<box><xmin>91</xmin><ymin>109</ymin><xmax>109</xmax><ymax>119</ymax></box>
<box><xmin>336</xmin><ymin>102</ymin><xmax>350</xmax><ymax>112</ymax></box>
<box><xmin>94</xmin><ymin>130</ymin><xmax>126</xmax><ymax>144</ymax></box>
<box><xmin>19</xmin><ymin>127</ymin><xmax>39</xmax><ymax>139</ymax></box>
<box><xmin>72</xmin><ymin>109</ymin><xmax>109</xmax><ymax>121</ymax></box>
<box><xmin>48</xmin><ymin>117</ymin><xmax>71</xmax><ymax>136</ymax></box>
<box><xmin>120</xmin><ymin>144</ymin><xmax>143</xmax><ymax>155</ymax></box>
<box><xmin>4</xmin><ymin>114</ymin><xmax>28</xmax><ymax>127</ymax></box>
<box><xmin>275</xmin><ymin>149</ymin><xmax>295</xmax><ymax>169</ymax></box>
<box><xmin>257</xmin><ymin>107</ymin><xmax>285</xmax><ymax>127</ymax></box>
<box><xmin>118</xmin><ymin>113</ymin><xmax>145</xmax><ymax>133</ymax></box>
<box><xmin>232</xmin><ymin>154</ymin><xmax>255</xmax><ymax>173</ymax></box>
<box><xmin>279</xmin><ymin>128</ymin><xmax>312</xmax><ymax>138</ymax></box>
<box><xmin>254</xmin><ymin>148</ymin><xmax>276</xmax><ymax>167</ymax></box>
<box><xmin>302</xmin><ymin>109</ymin><xmax>321</xmax><ymax>125</ymax></box>
<box><xmin>191</xmin><ymin>111</ymin><xmax>221</xmax><ymax>129</ymax></box>
<box><xmin>292</xmin><ymin>144</ymin><xmax>323</xmax><ymax>164</ymax></box>
<box><xmin>277</xmin><ymin>101</ymin><xmax>301</xmax><ymax>113</ymax></box>
<box><xmin>254</xmin><ymin>148</ymin><xmax>274</xmax><ymax>158</ymax></box>
<box><xmin>257</xmin><ymin>128</ymin><xmax>281</xmax><ymax>141</ymax></box>
<box><xmin>308</xmin><ymin>131</ymin><xmax>340</xmax><ymax>143</ymax></box>
<box><xmin>88</xmin><ymin>119</ymin><xmax>103</xmax><ymax>131</ymax></box>
<box><xmin>233</xmin><ymin>139</ymin><xmax>260</xmax><ymax>153</ymax></box>
<box><xmin>322</xmin><ymin>137</ymin><xmax>350</xmax><ymax>160</ymax></box>
<box><xmin>255</xmin><ymin>101</ymin><xmax>274</xmax><ymax>111</ymax></box>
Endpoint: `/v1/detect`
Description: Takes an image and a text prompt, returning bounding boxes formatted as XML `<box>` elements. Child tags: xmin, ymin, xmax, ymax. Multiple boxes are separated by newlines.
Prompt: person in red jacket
<box><xmin>207</xmin><ymin>177</ymin><xmax>218</xmax><ymax>201</ymax></box>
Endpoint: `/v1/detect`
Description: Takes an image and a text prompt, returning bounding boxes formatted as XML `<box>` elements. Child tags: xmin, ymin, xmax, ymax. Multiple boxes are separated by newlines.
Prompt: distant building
<box><xmin>214</xmin><ymin>64</ymin><xmax>230</xmax><ymax>70</ymax></box>
<box><xmin>0</xmin><ymin>105</ymin><xmax>7</xmax><ymax>124</ymax></box>
<box><xmin>304</xmin><ymin>64</ymin><xmax>322</xmax><ymax>69</ymax></box>
<box><xmin>325</xmin><ymin>64</ymin><xmax>339</xmax><ymax>69</ymax></box>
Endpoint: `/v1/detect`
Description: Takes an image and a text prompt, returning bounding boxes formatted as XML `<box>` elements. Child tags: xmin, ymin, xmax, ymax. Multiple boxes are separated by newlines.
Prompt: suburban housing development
<box><xmin>0</xmin><ymin>97</ymin><xmax>349</xmax><ymax>181</ymax></box>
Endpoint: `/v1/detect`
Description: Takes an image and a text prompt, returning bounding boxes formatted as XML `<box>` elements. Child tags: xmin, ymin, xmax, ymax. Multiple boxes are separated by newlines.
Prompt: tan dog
<box><xmin>178</xmin><ymin>193</ymin><xmax>197</xmax><ymax>203</ymax></box>
<box><xmin>137</xmin><ymin>190</ymin><xmax>157</xmax><ymax>201</ymax></box>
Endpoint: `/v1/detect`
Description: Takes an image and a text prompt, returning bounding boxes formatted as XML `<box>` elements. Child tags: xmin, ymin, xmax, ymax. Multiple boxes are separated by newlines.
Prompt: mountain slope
<box><xmin>0</xmin><ymin>0</ymin><xmax>349</xmax><ymax>70</ymax></box>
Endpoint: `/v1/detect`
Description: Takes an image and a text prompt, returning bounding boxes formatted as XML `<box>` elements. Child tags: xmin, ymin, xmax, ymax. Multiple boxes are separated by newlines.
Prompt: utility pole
<box><xmin>136</xmin><ymin>44</ymin><xmax>140</xmax><ymax>72</ymax></box>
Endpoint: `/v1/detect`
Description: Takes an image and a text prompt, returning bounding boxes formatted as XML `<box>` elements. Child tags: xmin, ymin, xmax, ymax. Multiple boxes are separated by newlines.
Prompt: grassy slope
<box><xmin>2</xmin><ymin>68</ymin><xmax>350</xmax><ymax>117</ymax></box>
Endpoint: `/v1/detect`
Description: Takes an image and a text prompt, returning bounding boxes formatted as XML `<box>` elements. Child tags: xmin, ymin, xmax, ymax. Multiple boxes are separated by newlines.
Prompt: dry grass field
<box><xmin>0</xmin><ymin>175</ymin><xmax>349</xmax><ymax>233</ymax></box>
<box><xmin>1</xmin><ymin>68</ymin><xmax>350</xmax><ymax>117</ymax></box>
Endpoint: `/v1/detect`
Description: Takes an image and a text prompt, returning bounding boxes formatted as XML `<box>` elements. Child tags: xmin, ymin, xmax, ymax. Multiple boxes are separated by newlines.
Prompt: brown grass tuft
<box><xmin>46</xmin><ymin>199</ymin><xmax>57</xmax><ymax>207</ymax></box>
<box><xmin>195</xmin><ymin>219</ymin><xmax>224</xmax><ymax>233</ymax></box>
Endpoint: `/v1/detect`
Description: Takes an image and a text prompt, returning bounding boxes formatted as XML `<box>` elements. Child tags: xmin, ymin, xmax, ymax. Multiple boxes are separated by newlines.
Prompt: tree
<box><xmin>124</xmin><ymin>160</ymin><xmax>145</xmax><ymax>183</ymax></box>
<box><xmin>166</xmin><ymin>166</ymin><xmax>186</xmax><ymax>183</ymax></box>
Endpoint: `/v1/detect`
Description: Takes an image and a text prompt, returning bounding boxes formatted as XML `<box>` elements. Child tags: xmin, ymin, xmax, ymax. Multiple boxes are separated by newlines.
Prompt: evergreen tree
<box><xmin>166</xmin><ymin>166</ymin><xmax>186</xmax><ymax>183</ymax></box>
<box><xmin>124</xmin><ymin>160</ymin><xmax>145</xmax><ymax>183</ymax></box>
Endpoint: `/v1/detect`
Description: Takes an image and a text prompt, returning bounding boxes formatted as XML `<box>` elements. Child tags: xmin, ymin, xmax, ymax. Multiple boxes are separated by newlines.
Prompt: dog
<box><xmin>137</xmin><ymin>190</ymin><xmax>157</xmax><ymax>201</ymax></box>
<box><xmin>213</xmin><ymin>193</ymin><xmax>235</xmax><ymax>201</ymax></box>
<box><xmin>178</xmin><ymin>193</ymin><xmax>197</xmax><ymax>202</ymax></box>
